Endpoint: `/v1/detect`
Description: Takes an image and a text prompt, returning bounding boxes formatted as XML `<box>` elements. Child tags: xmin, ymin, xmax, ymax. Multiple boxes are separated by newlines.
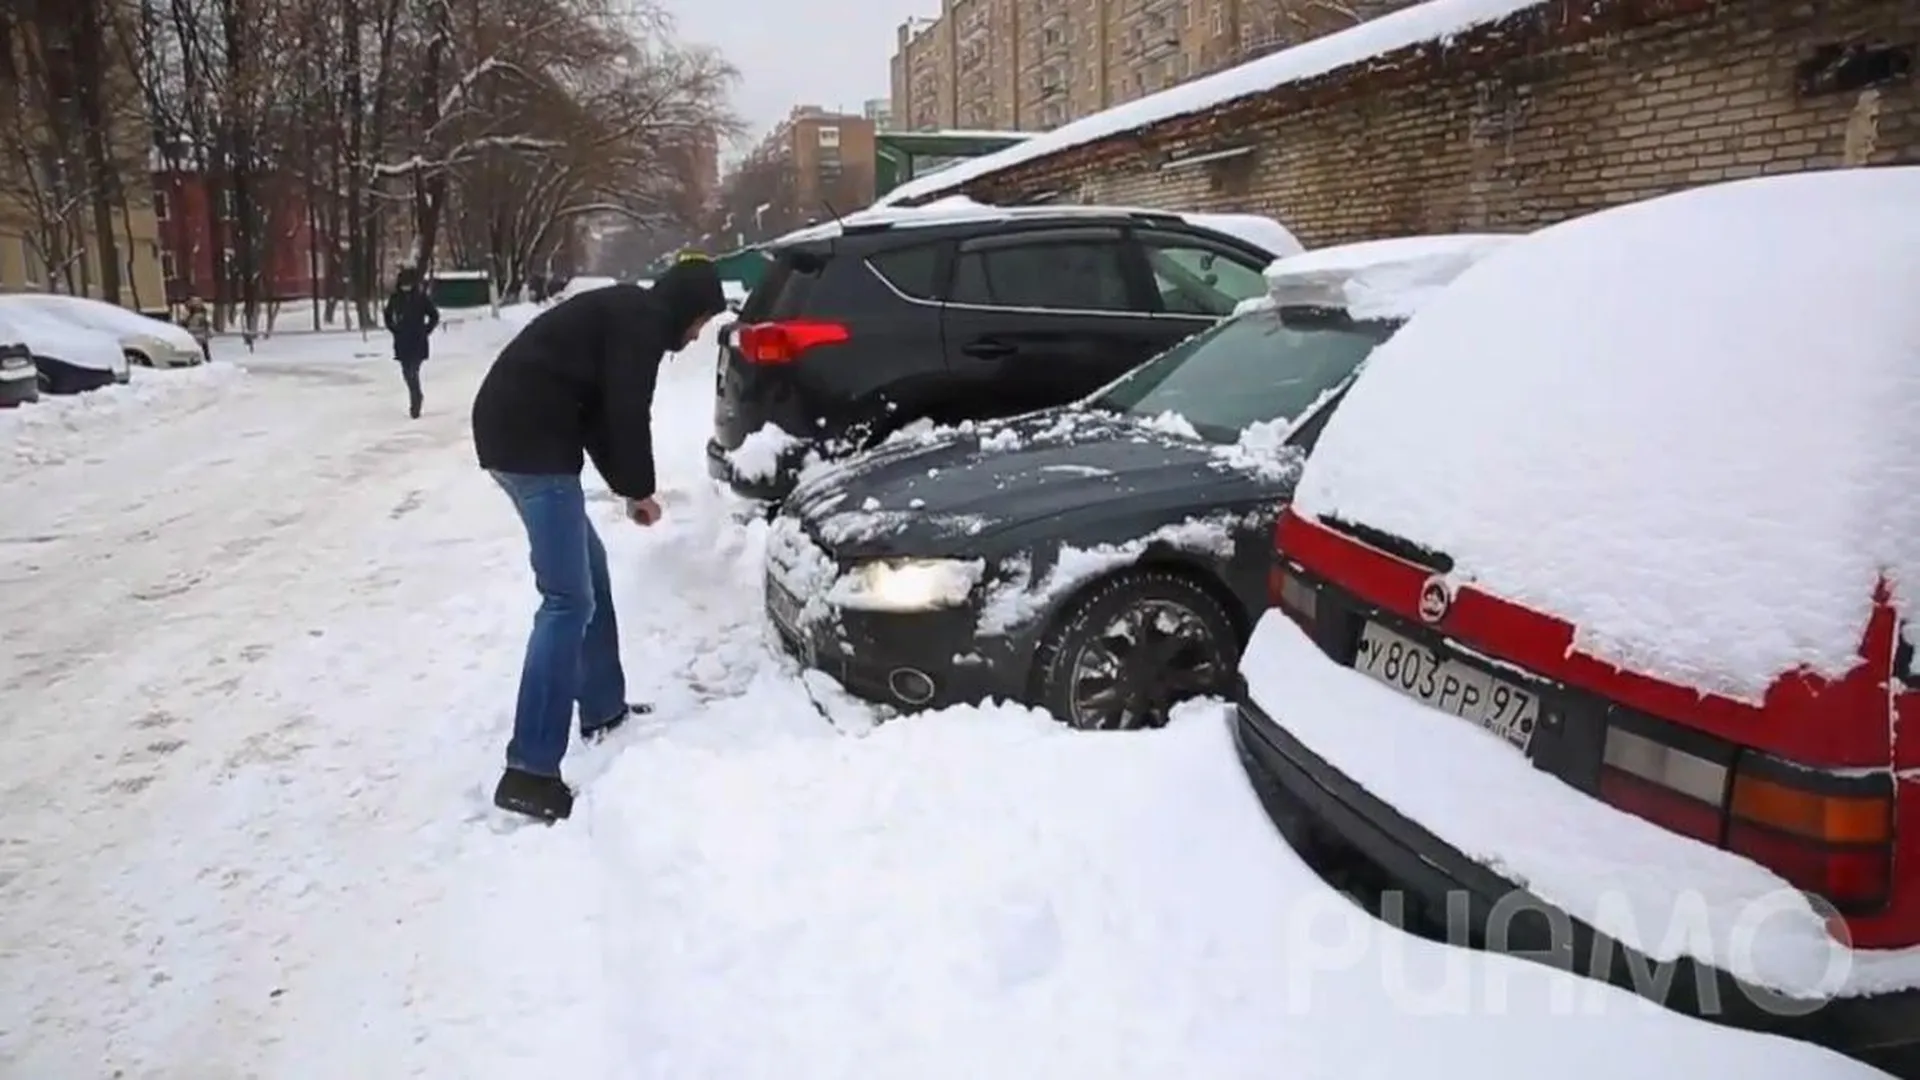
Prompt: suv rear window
<box><xmin>868</xmin><ymin>245</ymin><xmax>942</xmax><ymax>300</ymax></box>
<box><xmin>740</xmin><ymin>245</ymin><xmax>913</xmax><ymax>320</ymax></box>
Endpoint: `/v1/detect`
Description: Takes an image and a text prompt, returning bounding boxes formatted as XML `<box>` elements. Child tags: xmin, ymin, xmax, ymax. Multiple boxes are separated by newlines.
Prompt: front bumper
<box><xmin>764</xmin><ymin>575</ymin><xmax>1027</xmax><ymax>712</ymax></box>
<box><xmin>1231</xmin><ymin>675</ymin><xmax>1920</xmax><ymax>1074</ymax></box>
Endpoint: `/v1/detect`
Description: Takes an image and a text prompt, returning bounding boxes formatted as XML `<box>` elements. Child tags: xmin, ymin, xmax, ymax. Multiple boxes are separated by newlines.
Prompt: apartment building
<box><xmin>890</xmin><ymin>0</ymin><xmax>1413</xmax><ymax>133</ymax></box>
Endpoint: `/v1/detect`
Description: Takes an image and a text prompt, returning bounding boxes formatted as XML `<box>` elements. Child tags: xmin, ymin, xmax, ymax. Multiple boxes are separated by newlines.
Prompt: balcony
<box><xmin>1236</xmin><ymin>28</ymin><xmax>1294</xmax><ymax>61</ymax></box>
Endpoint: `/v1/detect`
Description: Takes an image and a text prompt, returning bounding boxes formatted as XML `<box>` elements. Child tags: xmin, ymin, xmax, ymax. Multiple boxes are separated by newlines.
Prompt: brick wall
<box><xmin>947</xmin><ymin>0</ymin><xmax>1918</xmax><ymax>246</ymax></box>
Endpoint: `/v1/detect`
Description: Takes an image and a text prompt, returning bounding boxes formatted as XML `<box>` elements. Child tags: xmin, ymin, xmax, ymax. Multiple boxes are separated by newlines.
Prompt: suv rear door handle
<box><xmin>961</xmin><ymin>339</ymin><xmax>1015</xmax><ymax>359</ymax></box>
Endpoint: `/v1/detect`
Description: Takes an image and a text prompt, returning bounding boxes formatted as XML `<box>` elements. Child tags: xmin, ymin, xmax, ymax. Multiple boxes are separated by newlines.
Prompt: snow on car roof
<box><xmin>1293</xmin><ymin>167</ymin><xmax>1920</xmax><ymax>702</ymax></box>
<box><xmin>1261</xmin><ymin>233</ymin><xmax>1517</xmax><ymax>319</ymax></box>
<box><xmin>771</xmin><ymin>195</ymin><xmax>1303</xmax><ymax>257</ymax></box>
<box><xmin>874</xmin><ymin>0</ymin><xmax>1550</xmax><ymax>208</ymax></box>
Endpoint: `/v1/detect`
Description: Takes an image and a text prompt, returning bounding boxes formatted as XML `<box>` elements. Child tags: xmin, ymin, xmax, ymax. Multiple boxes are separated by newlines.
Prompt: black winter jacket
<box><xmin>383</xmin><ymin>286</ymin><xmax>440</xmax><ymax>362</ymax></box>
<box><xmin>470</xmin><ymin>260</ymin><xmax>726</xmax><ymax>499</ymax></box>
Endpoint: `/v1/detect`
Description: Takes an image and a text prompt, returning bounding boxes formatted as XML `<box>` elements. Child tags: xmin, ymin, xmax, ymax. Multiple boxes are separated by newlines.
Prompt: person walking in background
<box><xmin>383</xmin><ymin>268</ymin><xmax>440</xmax><ymax>418</ymax></box>
<box><xmin>469</xmin><ymin>256</ymin><xmax>726</xmax><ymax>823</ymax></box>
<box><xmin>182</xmin><ymin>297</ymin><xmax>212</xmax><ymax>363</ymax></box>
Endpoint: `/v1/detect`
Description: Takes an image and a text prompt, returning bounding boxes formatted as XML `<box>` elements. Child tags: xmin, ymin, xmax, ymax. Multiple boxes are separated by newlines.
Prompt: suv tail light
<box><xmin>1599</xmin><ymin>724</ymin><xmax>1893</xmax><ymax>913</ymax></box>
<box><xmin>736</xmin><ymin>320</ymin><xmax>847</xmax><ymax>364</ymax></box>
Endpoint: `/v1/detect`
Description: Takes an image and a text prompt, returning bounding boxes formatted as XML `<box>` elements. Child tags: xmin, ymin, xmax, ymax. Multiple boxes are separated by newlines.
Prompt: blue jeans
<box><xmin>490</xmin><ymin>471</ymin><xmax>627</xmax><ymax>776</ymax></box>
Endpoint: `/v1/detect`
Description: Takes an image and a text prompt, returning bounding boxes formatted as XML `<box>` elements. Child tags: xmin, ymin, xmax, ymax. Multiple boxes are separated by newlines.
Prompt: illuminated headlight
<box><xmin>827</xmin><ymin>558</ymin><xmax>985</xmax><ymax>613</ymax></box>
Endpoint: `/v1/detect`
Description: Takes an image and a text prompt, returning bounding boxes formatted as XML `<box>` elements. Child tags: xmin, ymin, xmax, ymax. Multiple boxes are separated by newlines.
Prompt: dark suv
<box><xmin>704</xmin><ymin>207</ymin><xmax>1290</xmax><ymax>503</ymax></box>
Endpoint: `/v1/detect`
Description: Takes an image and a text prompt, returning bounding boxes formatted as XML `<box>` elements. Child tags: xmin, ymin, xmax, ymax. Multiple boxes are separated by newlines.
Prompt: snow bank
<box><xmin>1295</xmin><ymin>168</ymin><xmax>1920</xmax><ymax>701</ymax></box>
<box><xmin>1264</xmin><ymin>233</ymin><xmax>1517</xmax><ymax>319</ymax></box>
<box><xmin>1243</xmin><ymin>613</ymin><xmax>1920</xmax><ymax>996</ymax></box>
<box><xmin>0</xmin><ymin>362</ymin><xmax>245</xmax><ymax>467</ymax></box>
<box><xmin>876</xmin><ymin>0</ymin><xmax>1551</xmax><ymax>207</ymax></box>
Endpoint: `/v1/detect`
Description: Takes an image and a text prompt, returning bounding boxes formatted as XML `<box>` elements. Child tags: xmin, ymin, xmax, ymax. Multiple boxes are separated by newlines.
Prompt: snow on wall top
<box><xmin>1262</xmin><ymin>233</ymin><xmax>1517</xmax><ymax>319</ymax></box>
<box><xmin>1293</xmin><ymin>167</ymin><xmax>1920</xmax><ymax>702</ymax></box>
<box><xmin>873</xmin><ymin>0</ymin><xmax>1553</xmax><ymax>207</ymax></box>
<box><xmin>772</xmin><ymin>195</ymin><xmax>1302</xmax><ymax>257</ymax></box>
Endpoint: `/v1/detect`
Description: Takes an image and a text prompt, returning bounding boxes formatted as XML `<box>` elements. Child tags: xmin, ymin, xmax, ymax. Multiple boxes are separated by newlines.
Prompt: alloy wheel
<box><xmin>1065</xmin><ymin>599</ymin><xmax>1228</xmax><ymax>730</ymax></box>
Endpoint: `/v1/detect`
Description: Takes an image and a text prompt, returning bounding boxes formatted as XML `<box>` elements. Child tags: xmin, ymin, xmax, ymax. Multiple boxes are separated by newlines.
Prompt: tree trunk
<box><xmin>66</xmin><ymin>0</ymin><xmax>125</xmax><ymax>305</ymax></box>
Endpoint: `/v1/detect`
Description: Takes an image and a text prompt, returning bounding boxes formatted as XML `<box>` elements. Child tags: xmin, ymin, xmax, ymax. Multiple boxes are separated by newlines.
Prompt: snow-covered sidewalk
<box><xmin>0</xmin><ymin>320</ymin><xmax>1881</xmax><ymax>1077</ymax></box>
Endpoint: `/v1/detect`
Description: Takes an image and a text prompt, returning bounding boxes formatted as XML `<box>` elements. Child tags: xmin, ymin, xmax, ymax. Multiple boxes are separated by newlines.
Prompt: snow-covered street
<box><xmin>0</xmin><ymin>317</ymin><xmax>1881</xmax><ymax>1078</ymax></box>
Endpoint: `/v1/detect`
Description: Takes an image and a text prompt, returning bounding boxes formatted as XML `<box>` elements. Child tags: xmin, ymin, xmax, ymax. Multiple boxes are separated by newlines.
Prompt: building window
<box><xmin>160</xmin><ymin>249</ymin><xmax>178</xmax><ymax>282</ymax></box>
<box><xmin>817</xmin><ymin>125</ymin><xmax>840</xmax><ymax>148</ymax></box>
<box><xmin>153</xmin><ymin>190</ymin><xmax>169</xmax><ymax>221</ymax></box>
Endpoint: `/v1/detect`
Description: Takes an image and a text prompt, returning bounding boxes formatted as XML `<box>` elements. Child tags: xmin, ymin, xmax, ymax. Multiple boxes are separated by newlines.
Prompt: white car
<box><xmin>0</xmin><ymin>303</ymin><xmax>130</xmax><ymax>394</ymax></box>
<box><xmin>2</xmin><ymin>292</ymin><xmax>203</xmax><ymax>368</ymax></box>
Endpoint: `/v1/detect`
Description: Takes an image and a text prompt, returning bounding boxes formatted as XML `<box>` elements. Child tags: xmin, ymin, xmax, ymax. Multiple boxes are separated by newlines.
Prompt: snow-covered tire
<box><xmin>1033</xmin><ymin>569</ymin><xmax>1241</xmax><ymax>731</ymax></box>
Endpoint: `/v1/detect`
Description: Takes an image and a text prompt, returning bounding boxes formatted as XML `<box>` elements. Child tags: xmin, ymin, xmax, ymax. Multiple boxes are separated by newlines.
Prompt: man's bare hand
<box><xmin>627</xmin><ymin>496</ymin><xmax>662</xmax><ymax>526</ymax></box>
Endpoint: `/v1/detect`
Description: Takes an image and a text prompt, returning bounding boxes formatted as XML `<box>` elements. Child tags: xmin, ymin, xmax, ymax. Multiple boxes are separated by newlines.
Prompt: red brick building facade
<box><xmin>152</xmin><ymin>167</ymin><xmax>318</xmax><ymax>305</ymax></box>
<box><xmin>894</xmin><ymin>0</ymin><xmax>1918</xmax><ymax>248</ymax></box>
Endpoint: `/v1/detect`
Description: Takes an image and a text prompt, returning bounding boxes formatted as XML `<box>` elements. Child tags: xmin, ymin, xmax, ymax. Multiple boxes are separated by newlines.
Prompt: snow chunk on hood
<box><xmin>977</xmin><ymin>516</ymin><xmax>1239</xmax><ymax>636</ymax></box>
<box><xmin>1263</xmin><ymin>233</ymin><xmax>1517</xmax><ymax>320</ymax></box>
<box><xmin>1295</xmin><ymin>168</ymin><xmax>1920</xmax><ymax>701</ymax></box>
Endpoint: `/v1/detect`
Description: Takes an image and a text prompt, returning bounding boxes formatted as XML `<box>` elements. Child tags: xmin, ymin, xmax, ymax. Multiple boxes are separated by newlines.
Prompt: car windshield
<box><xmin>1088</xmin><ymin>306</ymin><xmax>1396</xmax><ymax>442</ymax></box>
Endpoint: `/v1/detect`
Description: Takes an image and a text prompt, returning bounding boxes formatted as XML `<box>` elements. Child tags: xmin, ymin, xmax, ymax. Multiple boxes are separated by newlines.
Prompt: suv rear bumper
<box><xmin>1231</xmin><ymin>674</ymin><xmax>1920</xmax><ymax>1075</ymax></box>
<box><xmin>705</xmin><ymin>437</ymin><xmax>799</xmax><ymax>503</ymax></box>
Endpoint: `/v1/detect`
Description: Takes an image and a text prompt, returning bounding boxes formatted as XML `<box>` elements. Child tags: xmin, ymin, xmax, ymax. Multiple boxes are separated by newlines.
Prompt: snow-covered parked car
<box><xmin>2</xmin><ymin>292</ymin><xmax>202</xmax><ymax>368</ymax></box>
<box><xmin>765</xmin><ymin>233</ymin><xmax>1516</xmax><ymax>727</ymax></box>
<box><xmin>0</xmin><ymin>301</ymin><xmax>129</xmax><ymax>394</ymax></box>
<box><xmin>1232</xmin><ymin>168</ymin><xmax>1920</xmax><ymax>1072</ymax></box>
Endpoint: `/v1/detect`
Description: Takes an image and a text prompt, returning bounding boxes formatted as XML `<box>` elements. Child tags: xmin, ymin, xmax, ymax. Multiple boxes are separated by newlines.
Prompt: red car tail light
<box><xmin>736</xmin><ymin>320</ymin><xmax>848</xmax><ymax>364</ymax></box>
<box><xmin>1597</xmin><ymin>726</ymin><xmax>1894</xmax><ymax>913</ymax></box>
<box><xmin>1268</xmin><ymin>559</ymin><xmax>1317</xmax><ymax>629</ymax></box>
<box><xmin>1598</xmin><ymin>727</ymin><xmax>1730</xmax><ymax>845</ymax></box>
<box><xmin>1726</xmin><ymin>759</ymin><xmax>1893</xmax><ymax>912</ymax></box>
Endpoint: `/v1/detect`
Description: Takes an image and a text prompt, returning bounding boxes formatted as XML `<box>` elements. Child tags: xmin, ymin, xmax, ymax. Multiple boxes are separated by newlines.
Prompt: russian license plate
<box><xmin>1354</xmin><ymin>621</ymin><xmax>1538</xmax><ymax>752</ymax></box>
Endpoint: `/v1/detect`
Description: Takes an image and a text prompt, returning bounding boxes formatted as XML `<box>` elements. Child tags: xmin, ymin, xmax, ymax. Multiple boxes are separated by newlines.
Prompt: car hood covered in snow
<box><xmin>785</xmin><ymin>410</ymin><xmax>1299</xmax><ymax>559</ymax></box>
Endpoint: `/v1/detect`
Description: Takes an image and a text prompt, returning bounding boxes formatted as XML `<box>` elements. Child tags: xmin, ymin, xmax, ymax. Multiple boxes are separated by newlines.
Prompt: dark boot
<box><xmin>493</xmin><ymin>767</ymin><xmax>573</xmax><ymax>822</ymax></box>
<box><xmin>581</xmin><ymin>702</ymin><xmax>653</xmax><ymax>744</ymax></box>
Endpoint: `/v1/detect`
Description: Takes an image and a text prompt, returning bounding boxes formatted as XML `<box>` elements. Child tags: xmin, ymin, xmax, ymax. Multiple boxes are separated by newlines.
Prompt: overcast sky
<box><xmin>657</xmin><ymin>0</ymin><xmax>930</xmax><ymax>155</ymax></box>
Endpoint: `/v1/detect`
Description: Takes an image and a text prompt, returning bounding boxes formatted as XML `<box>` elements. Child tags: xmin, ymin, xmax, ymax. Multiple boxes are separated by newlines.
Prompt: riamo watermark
<box><xmin>1279</xmin><ymin>885</ymin><xmax>1855</xmax><ymax>1017</ymax></box>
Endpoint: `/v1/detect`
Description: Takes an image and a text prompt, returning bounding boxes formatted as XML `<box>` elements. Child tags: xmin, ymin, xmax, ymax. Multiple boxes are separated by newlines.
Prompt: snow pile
<box><xmin>1295</xmin><ymin>168</ymin><xmax>1920</xmax><ymax>700</ymax></box>
<box><xmin>1264</xmin><ymin>233</ymin><xmax>1517</xmax><ymax>319</ymax></box>
<box><xmin>0</xmin><ymin>363</ymin><xmax>245</xmax><ymax>468</ymax></box>
<box><xmin>1210</xmin><ymin>417</ymin><xmax>1305</xmax><ymax>483</ymax></box>
<box><xmin>876</xmin><ymin>0</ymin><xmax>1552</xmax><ymax>206</ymax></box>
<box><xmin>728</xmin><ymin>422</ymin><xmax>806</xmax><ymax>482</ymax></box>
<box><xmin>977</xmin><ymin>516</ymin><xmax>1238</xmax><ymax>635</ymax></box>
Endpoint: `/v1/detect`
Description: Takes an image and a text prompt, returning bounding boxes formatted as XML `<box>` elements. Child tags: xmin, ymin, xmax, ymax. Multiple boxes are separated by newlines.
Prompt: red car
<box><xmin>1232</xmin><ymin>168</ymin><xmax>1920</xmax><ymax>1073</ymax></box>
